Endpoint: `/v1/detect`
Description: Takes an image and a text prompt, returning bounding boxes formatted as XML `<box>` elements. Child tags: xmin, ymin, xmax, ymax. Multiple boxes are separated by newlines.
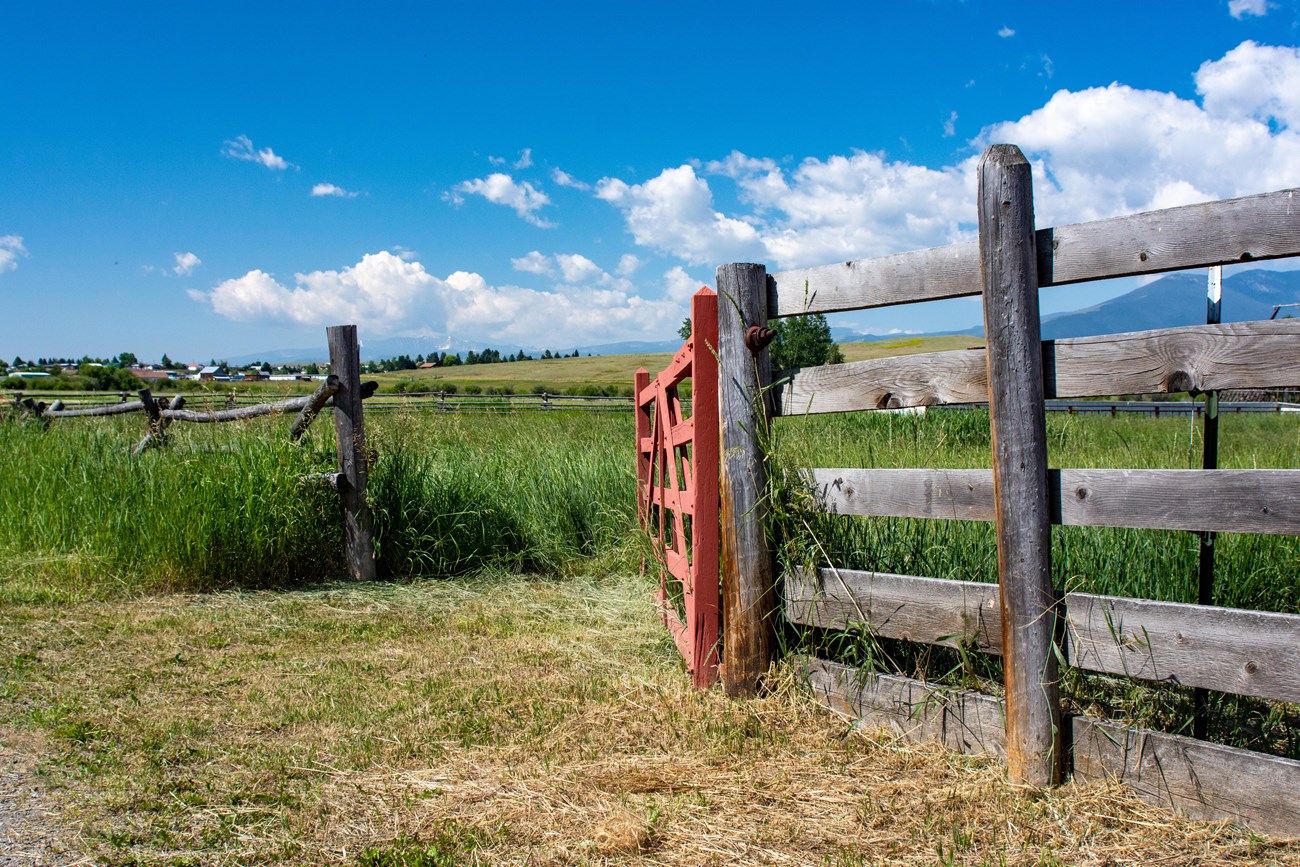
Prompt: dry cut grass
<box><xmin>0</xmin><ymin>571</ymin><xmax>1296</xmax><ymax>865</ymax></box>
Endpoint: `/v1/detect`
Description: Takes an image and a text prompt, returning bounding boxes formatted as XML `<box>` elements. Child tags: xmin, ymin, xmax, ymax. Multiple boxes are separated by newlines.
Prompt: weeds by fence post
<box><xmin>716</xmin><ymin>263</ymin><xmax>776</xmax><ymax>698</ymax></box>
<box><xmin>327</xmin><ymin>325</ymin><xmax>377</xmax><ymax>582</ymax></box>
<box><xmin>978</xmin><ymin>144</ymin><xmax>1061</xmax><ymax>787</ymax></box>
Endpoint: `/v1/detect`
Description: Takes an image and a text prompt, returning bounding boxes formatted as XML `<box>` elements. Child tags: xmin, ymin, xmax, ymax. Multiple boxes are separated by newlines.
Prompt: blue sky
<box><xmin>2</xmin><ymin>0</ymin><xmax>1299</xmax><ymax>362</ymax></box>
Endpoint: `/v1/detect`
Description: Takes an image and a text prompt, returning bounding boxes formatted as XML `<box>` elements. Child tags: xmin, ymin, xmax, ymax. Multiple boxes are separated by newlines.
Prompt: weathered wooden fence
<box><xmin>11</xmin><ymin>324</ymin><xmax>378</xmax><ymax>582</ymax></box>
<box><xmin>636</xmin><ymin>288</ymin><xmax>721</xmax><ymax>688</ymax></box>
<box><xmin>716</xmin><ymin>145</ymin><xmax>1300</xmax><ymax>835</ymax></box>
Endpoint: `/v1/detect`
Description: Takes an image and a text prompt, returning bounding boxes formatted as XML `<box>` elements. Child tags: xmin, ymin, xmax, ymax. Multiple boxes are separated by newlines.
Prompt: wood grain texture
<box><xmin>768</xmin><ymin>187</ymin><xmax>1300</xmax><ymax>317</ymax></box>
<box><xmin>1042</xmin><ymin>319</ymin><xmax>1300</xmax><ymax>398</ymax></box>
<box><xmin>716</xmin><ymin>263</ymin><xmax>777</xmax><ymax>697</ymax></box>
<box><xmin>785</xmin><ymin>567</ymin><xmax>1001</xmax><ymax>653</ymax></box>
<box><xmin>805</xmin><ymin>658</ymin><xmax>1007</xmax><ymax>758</ymax></box>
<box><xmin>770</xmin><ymin>241</ymin><xmax>980</xmax><ymax>317</ymax></box>
<box><xmin>290</xmin><ymin>375</ymin><xmax>341</xmax><ymax>442</ymax></box>
<box><xmin>327</xmin><ymin>325</ymin><xmax>376</xmax><ymax>582</ymax></box>
<box><xmin>980</xmin><ymin>143</ymin><xmax>1060</xmax><ymax>787</ymax></box>
<box><xmin>787</xmin><ymin>565</ymin><xmax>1300</xmax><ymax>703</ymax></box>
<box><xmin>774</xmin><ymin>319</ymin><xmax>1300</xmax><ymax>416</ymax></box>
<box><xmin>775</xmin><ymin>350</ymin><xmax>988</xmax><ymax>415</ymax></box>
<box><xmin>808</xmin><ymin>467</ymin><xmax>1300</xmax><ymax>535</ymax></box>
<box><xmin>45</xmin><ymin>400</ymin><xmax>146</xmax><ymax>418</ymax></box>
<box><xmin>1043</xmin><ymin>187</ymin><xmax>1300</xmax><ymax>286</ymax></box>
<box><xmin>1072</xmin><ymin>716</ymin><xmax>1300</xmax><ymax>838</ymax></box>
<box><xmin>808</xmin><ymin>468</ymin><xmax>994</xmax><ymax>522</ymax></box>
<box><xmin>1064</xmin><ymin>594</ymin><xmax>1300</xmax><ymax>703</ymax></box>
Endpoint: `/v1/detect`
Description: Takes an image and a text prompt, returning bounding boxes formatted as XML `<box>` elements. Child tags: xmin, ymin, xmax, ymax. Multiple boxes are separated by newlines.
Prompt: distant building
<box><xmin>199</xmin><ymin>365</ymin><xmax>228</xmax><ymax>381</ymax></box>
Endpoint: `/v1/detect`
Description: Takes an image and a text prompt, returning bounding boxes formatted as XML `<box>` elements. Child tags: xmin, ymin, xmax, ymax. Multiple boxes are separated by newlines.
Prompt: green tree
<box><xmin>769</xmin><ymin>313</ymin><xmax>844</xmax><ymax>370</ymax></box>
<box><xmin>678</xmin><ymin>317</ymin><xmax>692</xmax><ymax>341</ymax></box>
<box><xmin>160</xmin><ymin>353</ymin><xmax>174</xmax><ymax>369</ymax></box>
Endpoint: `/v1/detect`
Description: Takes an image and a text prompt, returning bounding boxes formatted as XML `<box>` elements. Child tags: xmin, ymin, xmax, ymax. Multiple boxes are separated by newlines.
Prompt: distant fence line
<box><xmin>11</xmin><ymin>388</ymin><xmax>1300</xmax><ymax>417</ymax></box>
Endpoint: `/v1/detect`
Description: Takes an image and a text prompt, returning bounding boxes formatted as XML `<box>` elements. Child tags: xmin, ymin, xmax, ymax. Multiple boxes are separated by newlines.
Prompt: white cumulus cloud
<box><xmin>511</xmin><ymin>251</ymin><xmax>554</xmax><ymax>276</ymax></box>
<box><xmin>593</xmin><ymin>41</ymin><xmax>1300</xmax><ymax>272</ymax></box>
<box><xmin>663</xmin><ymin>266</ymin><xmax>706</xmax><ymax>303</ymax></box>
<box><xmin>311</xmin><ymin>182</ymin><xmax>359</xmax><ymax>198</ymax></box>
<box><xmin>448</xmin><ymin>173</ymin><xmax>554</xmax><ymax>227</ymax></box>
<box><xmin>1229</xmin><ymin>0</ymin><xmax>1270</xmax><ymax>18</ymax></box>
<box><xmin>173</xmin><ymin>252</ymin><xmax>201</xmax><ymax>276</ymax></box>
<box><xmin>0</xmin><ymin>235</ymin><xmax>28</xmax><ymax>273</ymax></box>
<box><xmin>552</xmin><ymin>168</ymin><xmax>591</xmax><ymax>190</ymax></box>
<box><xmin>998</xmin><ymin>26</ymin><xmax>1015</xmax><ymax>37</ymax></box>
<box><xmin>221</xmin><ymin>135</ymin><xmax>295</xmax><ymax>170</ymax></box>
<box><xmin>514</xmin><ymin>148</ymin><xmax>533</xmax><ymax>169</ymax></box>
<box><xmin>193</xmin><ymin>250</ymin><xmax>680</xmax><ymax>347</ymax></box>
<box><xmin>595</xmin><ymin>165</ymin><xmax>764</xmax><ymax>266</ymax></box>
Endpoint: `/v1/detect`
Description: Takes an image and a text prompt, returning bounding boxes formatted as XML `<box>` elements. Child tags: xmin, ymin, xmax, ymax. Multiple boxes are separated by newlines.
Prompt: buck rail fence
<box><xmin>715</xmin><ymin>145</ymin><xmax>1300</xmax><ymax>836</ymax></box>
<box><xmin>11</xmin><ymin>324</ymin><xmax>379</xmax><ymax>581</ymax></box>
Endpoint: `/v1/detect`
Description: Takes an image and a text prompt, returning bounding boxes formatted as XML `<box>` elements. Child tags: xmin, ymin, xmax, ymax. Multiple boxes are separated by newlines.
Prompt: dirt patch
<box><xmin>0</xmin><ymin>729</ymin><xmax>78</xmax><ymax>865</ymax></box>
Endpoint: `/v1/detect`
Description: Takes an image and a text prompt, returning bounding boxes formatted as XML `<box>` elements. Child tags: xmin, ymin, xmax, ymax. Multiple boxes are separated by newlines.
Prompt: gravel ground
<box><xmin>0</xmin><ymin>731</ymin><xmax>74</xmax><ymax>866</ymax></box>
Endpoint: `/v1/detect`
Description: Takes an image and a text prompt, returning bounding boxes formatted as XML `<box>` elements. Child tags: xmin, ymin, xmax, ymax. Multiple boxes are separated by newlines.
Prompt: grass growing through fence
<box><xmin>769</xmin><ymin>407</ymin><xmax>1300</xmax><ymax>758</ymax></box>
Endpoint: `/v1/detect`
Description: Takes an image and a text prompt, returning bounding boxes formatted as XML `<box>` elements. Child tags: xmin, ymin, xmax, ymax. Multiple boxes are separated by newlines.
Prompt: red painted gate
<box><xmin>635</xmin><ymin>287</ymin><xmax>720</xmax><ymax>689</ymax></box>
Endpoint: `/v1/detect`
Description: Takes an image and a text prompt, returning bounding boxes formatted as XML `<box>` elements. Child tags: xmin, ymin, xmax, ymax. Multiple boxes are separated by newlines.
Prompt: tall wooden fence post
<box><xmin>634</xmin><ymin>367</ymin><xmax>651</xmax><ymax>526</ymax></box>
<box><xmin>978</xmin><ymin>144</ymin><xmax>1062</xmax><ymax>787</ymax></box>
<box><xmin>716</xmin><ymin>262</ymin><xmax>776</xmax><ymax>698</ymax></box>
<box><xmin>327</xmin><ymin>325</ymin><xmax>377</xmax><ymax>582</ymax></box>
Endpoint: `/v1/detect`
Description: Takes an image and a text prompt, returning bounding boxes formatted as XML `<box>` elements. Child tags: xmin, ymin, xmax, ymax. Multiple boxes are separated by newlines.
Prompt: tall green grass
<box><xmin>770</xmin><ymin>408</ymin><xmax>1300</xmax><ymax>613</ymax></box>
<box><xmin>0</xmin><ymin>410</ymin><xmax>638</xmax><ymax>602</ymax></box>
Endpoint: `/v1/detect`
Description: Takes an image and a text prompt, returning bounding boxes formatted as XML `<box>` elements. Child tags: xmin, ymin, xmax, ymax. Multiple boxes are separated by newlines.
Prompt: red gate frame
<box><xmin>635</xmin><ymin>287</ymin><xmax>720</xmax><ymax>689</ymax></box>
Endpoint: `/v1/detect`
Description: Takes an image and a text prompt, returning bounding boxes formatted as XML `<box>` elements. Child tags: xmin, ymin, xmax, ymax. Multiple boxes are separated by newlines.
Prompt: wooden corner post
<box><xmin>327</xmin><ymin>325</ymin><xmax>377</xmax><ymax>582</ymax></box>
<box><xmin>716</xmin><ymin>263</ymin><xmax>776</xmax><ymax>698</ymax></box>
<box><xmin>978</xmin><ymin>144</ymin><xmax>1061</xmax><ymax>787</ymax></box>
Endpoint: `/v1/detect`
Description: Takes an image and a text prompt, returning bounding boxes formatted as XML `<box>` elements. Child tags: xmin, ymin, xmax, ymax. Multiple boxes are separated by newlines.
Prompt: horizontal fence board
<box><xmin>786</xmin><ymin>567</ymin><xmax>1001</xmax><ymax>652</ymax></box>
<box><xmin>805</xmin><ymin>658</ymin><xmax>1007</xmax><ymax>758</ymax></box>
<box><xmin>770</xmin><ymin>242</ymin><xmax>981</xmax><ymax>317</ymax></box>
<box><xmin>808</xmin><ymin>467</ymin><xmax>1300</xmax><ymax>535</ymax></box>
<box><xmin>775</xmin><ymin>320</ymin><xmax>1300</xmax><ymax>415</ymax></box>
<box><xmin>776</xmin><ymin>350</ymin><xmax>987</xmax><ymax>414</ymax></box>
<box><xmin>1045</xmin><ymin>187</ymin><xmax>1300</xmax><ymax>287</ymax></box>
<box><xmin>1064</xmin><ymin>593</ymin><xmax>1300</xmax><ymax>704</ymax></box>
<box><xmin>770</xmin><ymin>188</ymin><xmax>1300</xmax><ymax>316</ymax></box>
<box><xmin>788</xmin><ymin>567</ymin><xmax>1300</xmax><ymax>703</ymax></box>
<box><xmin>1043</xmin><ymin>319</ymin><xmax>1300</xmax><ymax>398</ymax></box>
<box><xmin>1073</xmin><ymin>716</ymin><xmax>1300</xmax><ymax>838</ymax></box>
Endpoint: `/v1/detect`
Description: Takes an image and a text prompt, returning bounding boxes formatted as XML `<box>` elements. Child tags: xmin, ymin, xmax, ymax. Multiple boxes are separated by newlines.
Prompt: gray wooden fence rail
<box><xmin>715</xmin><ymin>147</ymin><xmax>1300</xmax><ymax>835</ymax></box>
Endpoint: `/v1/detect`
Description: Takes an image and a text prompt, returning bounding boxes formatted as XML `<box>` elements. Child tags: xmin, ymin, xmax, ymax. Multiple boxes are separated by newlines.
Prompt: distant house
<box><xmin>417</xmin><ymin>362</ymin><xmax>440</xmax><ymax>369</ymax></box>
<box><xmin>199</xmin><ymin>365</ymin><xmax>228</xmax><ymax>381</ymax></box>
<box><xmin>134</xmin><ymin>369</ymin><xmax>177</xmax><ymax>381</ymax></box>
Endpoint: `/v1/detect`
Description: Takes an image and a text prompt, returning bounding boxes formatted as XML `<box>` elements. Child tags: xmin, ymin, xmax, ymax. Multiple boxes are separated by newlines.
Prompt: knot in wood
<box><xmin>744</xmin><ymin>325</ymin><xmax>776</xmax><ymax>354</ymax></box>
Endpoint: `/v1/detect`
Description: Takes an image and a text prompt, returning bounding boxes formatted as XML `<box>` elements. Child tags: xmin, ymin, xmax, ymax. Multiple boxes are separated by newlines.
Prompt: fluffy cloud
<box><xmin>173</xmin><ymin>252</ymin><xmax>201</xmax><ymax>276</ymax></box>
<box><xmin>616</xmin><ymin>254</ymin><xmax>642</xmax><ymax>276</ymax></box>
<box><xmin>595</xmin><ymin>41</ymin><xmax>1300</xmax><ymax>271</ymax></box>
<box><xmin>552</xmin><ymin>168</ymin><xmax>591</xmax><ymax>190</ymax></box>
<box><xmin>193</xmin><ymin>250</ymin><xmax>679</xmax><ymax>347</ymax></box>
<box><xmin>0</xmin><ymin>235</ymin><xmax>27</xmax><ymax>273</ymax></box>
<box><xmin>448</xmin><ymin>173</ymin><xmax>554</xmax><ymax>227</ymax></box>
<box><xmin>663</xmin><ymin>266</ymin><xmax>706</xmax><ymax>303</ymax></box>
<box><xmin>998</xmin><ymin>26</ymin><xmax>1015</xmax><ymax>37</ymax></box>
<box><xmin>511</xmin><ymin>250</ymin><xmax>554</xmax><ymax>276</ymax></box>
<box><xmin>221</xmin><ymin>135</ymin><xmax>295</xmax><ymax>170</ymax></box>
<box><xmin>311</xmin><ymin>182</ymin><xmax>359</xmax><ymax>198</ymax></box>
<box><xmin>1229</xmin><ymin>0</ymin><xmax>1269</xmax><ymax>18</ymax></box>
<box><xmin>980</xmin><ymin>42</ymin><xmax>1300</xmax><ymax>225</ymax></box>
<box><xmin>595</xmin><ymin>165</ymin><xmax>764</xmax><ymax>266</ymax></box>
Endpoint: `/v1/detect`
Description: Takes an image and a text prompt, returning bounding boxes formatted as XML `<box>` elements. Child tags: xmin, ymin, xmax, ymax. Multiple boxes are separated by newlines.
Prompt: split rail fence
<box><xmin>11</xmin><ymin>325</ymin><xmax>378</xmax><ymax>582</ymax></box>
<box><xmin>712</xmin><ymin>146</ymin><xmax>1300</xmax><ymax>836</ymax></box>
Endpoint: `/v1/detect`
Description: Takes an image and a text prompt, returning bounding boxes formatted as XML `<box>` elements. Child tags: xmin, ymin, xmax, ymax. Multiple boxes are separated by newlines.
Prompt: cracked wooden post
<box><xmin>327</xmin><ymin>325</ymin><xmax>377</xmax><ymax>582</ymax></box>
<box><xmin>716</xmin><ymin>262</ymin><xmax>776</xmax><ymax>698</ymax></box>
<box><xmin>978</xmin><ymin>143</ymin><xmax>1062</xmax><ymax>787</ymax></box>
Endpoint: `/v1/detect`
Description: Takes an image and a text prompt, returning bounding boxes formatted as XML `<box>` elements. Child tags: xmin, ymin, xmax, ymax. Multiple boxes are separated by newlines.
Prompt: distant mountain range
<box><xmin>835</xmin><ymin>267</ymin><xmax>1300</xmax><ymax>343</ymax></box>
<box><xmin>228</xmin><ymin>268</ymin><xmax>1300</xmax><ymax>364</ymax></box>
